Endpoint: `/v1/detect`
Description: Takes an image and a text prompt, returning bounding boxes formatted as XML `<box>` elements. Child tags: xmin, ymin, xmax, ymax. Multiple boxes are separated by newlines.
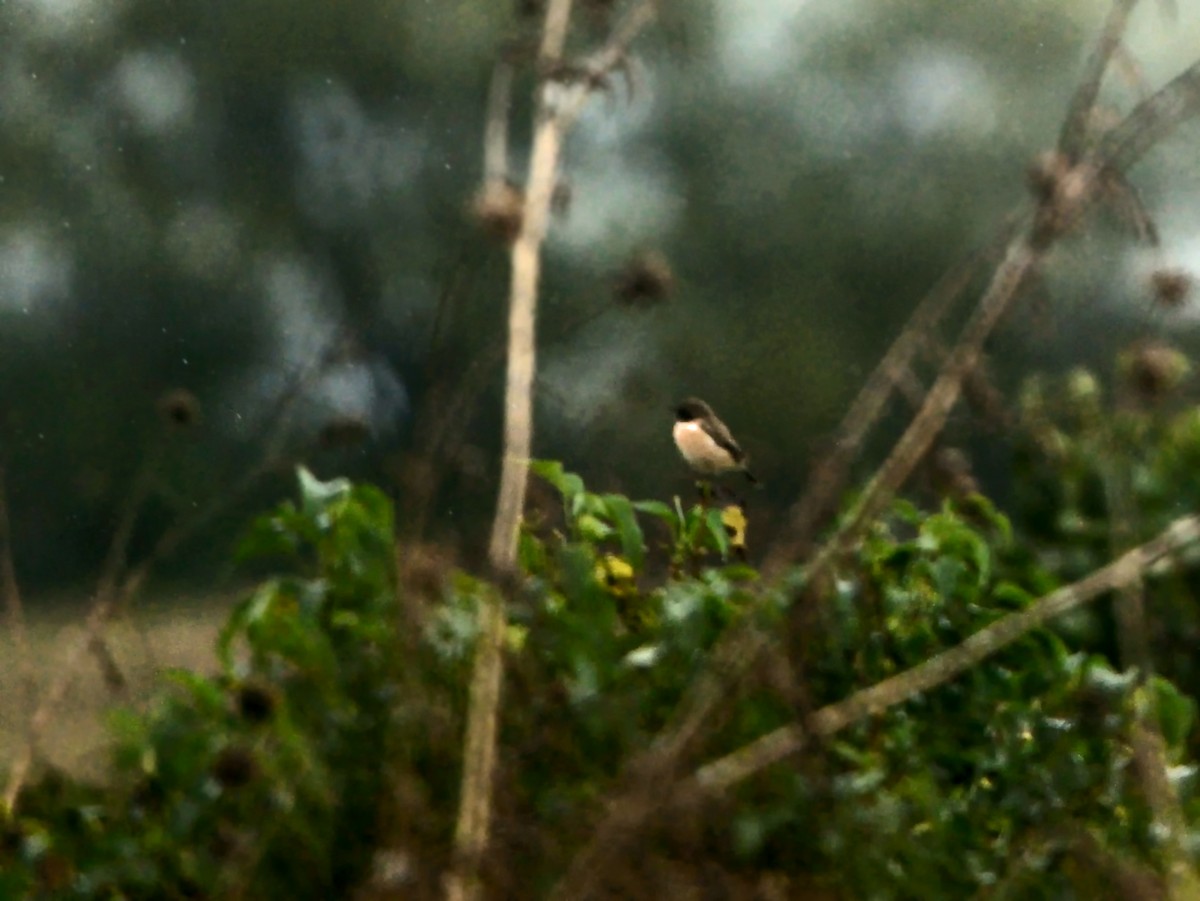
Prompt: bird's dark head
<box><xmin>674</xmin><ymin>397</ymin><xmax>713</xmax><ymax>423</ymax></box>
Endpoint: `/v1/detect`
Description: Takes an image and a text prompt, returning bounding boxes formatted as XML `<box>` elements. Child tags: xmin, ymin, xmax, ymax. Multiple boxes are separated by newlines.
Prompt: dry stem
<box><xmin>763</xmin><ymin>217</ymin><xmax>1021</xmax><ymax>574</ymax></box>
<box><xmin>1</xmin><ymin>348</ymin><xmax>331</xmax><ymax>815</ymax></box>
<box><xmin>0</xmin><ymin>467</ymin><xmax>35</xmax><ymax>740</ymax></box>
<box><xmin>447</xmin><ymin>4</ymin><xmax>661</xmax><ymax>898</ymax></box>
<box><xmin>447</xmin><ymin>1</ymin><xmax>575</xmax><ymax>897</ymax></box>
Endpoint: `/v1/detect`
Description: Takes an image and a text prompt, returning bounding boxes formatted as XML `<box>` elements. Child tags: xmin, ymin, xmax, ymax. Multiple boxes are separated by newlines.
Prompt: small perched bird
<box><xmin>672</xmin><ymin>397</ymin><xmax>757</xmax><ymax>484</ymax></box>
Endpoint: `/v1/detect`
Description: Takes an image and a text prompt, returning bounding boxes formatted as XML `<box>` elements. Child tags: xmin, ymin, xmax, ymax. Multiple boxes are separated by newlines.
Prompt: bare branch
<box><xmin>1100</xmin><ymin>58</ymin><xmax>1200</xmax><ymax>171</ymax></box>
<box><xmin>1058</xmin><ymin>0</ymin><xmax>1141</xmax><ymax>158</ymax></box>
<box><xmin>1103</xmin><ymin>434</ymin><xmax>1200</xmax><ymax>895</ymax></box>
<box><xmin>762</xmin><ymin>216</ymin><xmax>1021</xmax><ymax>574</ymax></box>
<box><xmin>804</xmin><ymin>239</ymin><xmax>1042</xmax><ymax>586</ymax></box>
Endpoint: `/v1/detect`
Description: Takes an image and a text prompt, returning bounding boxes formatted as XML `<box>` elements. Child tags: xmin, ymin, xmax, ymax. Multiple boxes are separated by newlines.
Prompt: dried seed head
<box><xmin>1151</xmin><ymin>268</ymin><xmax>1193</xmax><ymax>309</ymax></box>
<box><xmin>212</xmin><ymin>746</ymin><xmax>259</xmax><ymax>790</ymax></box>
<box><xmin>235</xmin><ymin>681</ymin><xmax>277</xmax><ymax>724</ymax></box>
<box><xmin>157</xmin><ymin>389</ymin><xmax>201</xmax><ymax>429</ymax></box>
<box><xmin>1119</xmin><ymin>340</ymin><xmax>1191</xmax><ymax>403</ymax></box>
<box><xmin>614</xmin><ymin>251</ymin><xmax>675</xmax><ymax>308</ymax></box>
<box><xmin>469</xmin><ymin>181</ymin><xmax>524</xmax><ymax>243</ymax></box>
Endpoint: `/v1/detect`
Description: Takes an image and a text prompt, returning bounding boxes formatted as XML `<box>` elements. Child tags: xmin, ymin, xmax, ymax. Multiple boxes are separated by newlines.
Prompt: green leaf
<box><xmin>991</xmin><ymin>581</ymin><xmax>1033</xmax><ymax>610</ymax></box>
<box><xmin>236</xmin><ymin>510</ymin><xmax>301</xmax><ymax>562</ymax></box>
<box><xmin>720</xmin><ymin>563</ymin><xmax>759</xmax><ymax>582</ymax></box>
<box><xmin>576</xmin><ymin>513</ymin><xmax>614</xmax><ymax>542</ymax></box>
<box><xmin>530</xmin><ymin>458</ymin><xmax>567</xmax><ymax>490</ymax></box>
<box><xmin>162</xmin><ymin>669</ymin><xmax>225</xmax><ymax>711</ymax></box>
<box><xmin>705</xmin><ymin>507</ymin><xmax>731</xmax><ymax>558</ymax></box>
<box><xmin>530</xmin><ymin>459</ymin><xmax>585</xmax><ymax>510</ymax></box>
<box><xmin>603</xmin><ymin>494</ymin><xmax>646</xmax><ymax>570</ymax></box>
<box><xmin>518</xmin><ymin>528</ymin><xmax>549</xmax><ymax>576</ymax></box>
<box><xmin>1151</xmin><ymin>676</ymin><xmax>1197</xmax><ymax>748</ymax></box>
<box><xmin>218</xmin><ymin>580</ymin><xmax>280</xmax><ymax>669</ymax></box>
<box><xmin>297</xmin><ymin>465</ymin><xmax>352</xmax><ymax>515</ymax></box>
<box><xmin>632</xmin><ymin>500</ymin><xmax>676</xmax><ymax>522</ymax></box>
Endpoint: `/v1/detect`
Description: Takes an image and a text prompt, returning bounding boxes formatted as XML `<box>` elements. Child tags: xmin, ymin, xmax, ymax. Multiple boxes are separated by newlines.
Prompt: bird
<box><xmin>672</xmin><ymin>397</ymin><xmax>757</xmax><ymax>484</ymax></box>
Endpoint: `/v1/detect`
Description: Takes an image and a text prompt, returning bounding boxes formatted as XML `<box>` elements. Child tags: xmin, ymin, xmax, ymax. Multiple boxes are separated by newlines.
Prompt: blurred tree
<box><xmin>1</xmin><ymin>0</ymin><xmax>1197</xmax><ymax>590</ymax></box>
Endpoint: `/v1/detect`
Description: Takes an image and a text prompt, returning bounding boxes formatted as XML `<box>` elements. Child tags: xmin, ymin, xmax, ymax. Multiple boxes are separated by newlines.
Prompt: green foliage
<box><xmin>4</xmin><ymin>468</ymin><xmax>401</xmax><ymax>899</ymax></box>
<box><xmin>1014</xmin><ymin>365</ymin><xmax>1200</xmax><ymax>709</ymax></box>
<box><xmin>506</xmin><ymin>463</ymin><xmax>1200</xmax><ymax>897</ymax></box>
<box><xmin>6</xmin><ymin>437</ymin><xmax>1200</xmax><ymax>898</ymax></box>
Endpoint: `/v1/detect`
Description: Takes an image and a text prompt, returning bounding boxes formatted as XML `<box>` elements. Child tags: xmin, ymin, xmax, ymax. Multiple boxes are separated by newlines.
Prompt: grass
<box><xmin>0</xmin><ymin>591</ymin><xmax>241</xmax><ymax>782</ymax></box>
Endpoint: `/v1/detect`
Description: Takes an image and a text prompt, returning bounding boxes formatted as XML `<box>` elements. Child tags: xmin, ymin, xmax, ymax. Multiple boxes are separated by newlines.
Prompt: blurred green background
<box><xmin>3</xmin><ymin>0</ymin><xmax>1200</xmax><ymax>591</ymax></box>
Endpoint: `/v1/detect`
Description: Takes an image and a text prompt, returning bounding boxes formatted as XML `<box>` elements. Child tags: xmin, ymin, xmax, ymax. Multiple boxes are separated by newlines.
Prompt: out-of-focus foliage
<box><xmin>1013</xmin><ymin>353</ymin><xmax>1200</xmax><ymax>737</ymax></box>
<box><xmin>6</xmin><ymin>0</ymin><xmax>1196</xmax><ymax>587</ymax></box>
<box><xmin>3</xmin><ymin>470</ymin><xmax>406</xmax><ymax>898</ymax></box>
<box><xmin>7</xmin><ymin>407</ymin><xmax>1200</xmax><ymax>897</ymax></box>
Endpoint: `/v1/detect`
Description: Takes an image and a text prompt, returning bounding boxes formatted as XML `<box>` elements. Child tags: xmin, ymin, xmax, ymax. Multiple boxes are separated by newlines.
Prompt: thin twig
<box><xmin>551</xmin><ymin>513</ymin><xmax>1200</xmax><ymax>900</ymax></box>
<box><xmin>407</xmin><ymin>292</ymin><xmax>619</xmax><ymax>540</ymax></box>
<box><xmin>1128</xmin><ymin>716</ymin><xmax>1200</xmax><ymax>900</ymax></box>
<box><xmin>1</xmin><ymin>348</ymin><xmax>332</xmax><ymax>815</ymax></box>
<box><xmin>1100</xmin><ymin>58</ymin><xmax>1200</xmax><ymax>170</ymax></box>
<box><xmin>0</xmin><ymin>466</ymin><xmax>35</xmax><ymax>736</ymax></box>
<box><xmin>762</xmin><ymin>216</ymin><xmax>1021</xmax><ymax>575</ymax></box>
<box><xmin>1058</xmin><ymin>0</ymin><xmax>1141</xmax><ymax>158</ymax></box>
<box><xmin>805</xmin><ymin>238</ymin><xmax>1041</xmax><ymax>574</ymax></box>
<box><xmin>801</xmin><ymin>52</ymin><xmax>1200</xmax><ymax>584</ymax></box>
<box><xmin>84</xmin><ymin>436</ymin><xmax>168</xmax><ymax>688</ymax></box>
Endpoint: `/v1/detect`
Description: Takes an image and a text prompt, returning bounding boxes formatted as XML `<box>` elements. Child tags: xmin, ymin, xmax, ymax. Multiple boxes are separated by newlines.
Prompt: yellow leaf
<box><xmin>721</xmin><ymin>504</ymin><xmax>748</xmax><ymax>550</ymax></box>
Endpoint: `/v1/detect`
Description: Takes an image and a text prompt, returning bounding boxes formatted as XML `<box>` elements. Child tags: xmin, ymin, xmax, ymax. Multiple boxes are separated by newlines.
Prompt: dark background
<box><xmin>4</xmin><ymin>0</ymin><xmax>1200</xmax><ymax>593</ymax></box>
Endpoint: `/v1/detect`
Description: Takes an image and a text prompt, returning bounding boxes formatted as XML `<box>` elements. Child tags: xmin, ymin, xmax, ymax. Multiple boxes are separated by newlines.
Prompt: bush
<box><xmin>4</xmin><ymin>403</ymin><xmax>1200</xmax><ymax>898</ymax></box>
